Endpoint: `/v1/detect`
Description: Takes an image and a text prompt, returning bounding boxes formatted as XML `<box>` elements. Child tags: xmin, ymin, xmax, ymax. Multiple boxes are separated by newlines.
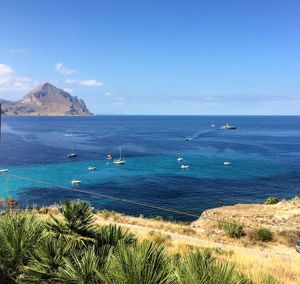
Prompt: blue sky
<box><xmin>0</xmin><ymin>0</ymin><xmax>299</xmax><ymax>114</ymax></box>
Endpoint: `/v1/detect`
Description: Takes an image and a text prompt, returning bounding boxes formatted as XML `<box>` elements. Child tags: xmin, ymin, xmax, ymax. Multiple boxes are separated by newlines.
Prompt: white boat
<box><xmin>113</xmin><ymin>148</ymin><xmax>126</xmax><ymax>165</ymax></box>
<box><xmin>224</xmin><ymin>161</ymin><xmax>231</xmax><ymax>165</ymax></box>
<box><xmin>67</xmin><ymin>153</ymin><xmax>77</xmax><ymax>158</ymax></box>
<box><xmin>181</xmin><ymin>164</ymin><xmax>190</xmax><ymax>169</ymax></box>
<box><xmin>106</xmin><ymin>154</ymin><xmax>113</xmax><ymax>160</ymax></box>
<box><xmin>88</xmin><ymin>166</ymin><xmax>96</xmax><ymax>171</ymax></box>
<box><xmin>211</xmin><ymin>123</ymin><xmax>216</xmax><ymax>127</ymax></box>
<box><xmin>177</xmin><ymin>157</ymin><xmax>184</xmax><ymax>161</ymax></box>
<box><xmin>185</xmin><ymin>137</ymin><xmax>192</xmax><ymax>141</ymax></box>
<box><xmin>220</xmin><ymin>123</ymin><xmax>237</xmax><ymax>130</ymax></box>
<box><xmin>0</xmin><ymin>169</ymin><xmax>8</xmax><ymax>173</ymax></box>
<box><xmin>71</xmin><ymin>179</ymin><xmax>81</xmax><ymax>185</ymax></box>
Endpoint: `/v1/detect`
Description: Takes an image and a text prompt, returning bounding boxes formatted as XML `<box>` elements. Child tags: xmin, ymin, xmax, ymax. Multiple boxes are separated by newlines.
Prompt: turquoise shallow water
<box><xmin>0</xmin><ymin>115</ymin><xmax>299</xmax><ymax>220</ymax></box>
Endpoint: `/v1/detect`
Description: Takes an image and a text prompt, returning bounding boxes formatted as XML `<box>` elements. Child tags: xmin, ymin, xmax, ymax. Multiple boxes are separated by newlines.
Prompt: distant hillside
<box><xmin>1</xmin><ymin>83</ymin><xmax>92</xmax><ymax>116</ymax></box>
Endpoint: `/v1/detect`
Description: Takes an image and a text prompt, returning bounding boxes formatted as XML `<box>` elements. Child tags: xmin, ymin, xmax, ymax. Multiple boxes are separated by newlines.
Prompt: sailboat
<box><xmin>113</xmin><ymin>148</ymin><xmax>126</xmax><ymax>165</ymax></box>
<box><xmin>67</xmin><ymin>141</ymin><xmax>77</xmax><ymax>158</ymax></box>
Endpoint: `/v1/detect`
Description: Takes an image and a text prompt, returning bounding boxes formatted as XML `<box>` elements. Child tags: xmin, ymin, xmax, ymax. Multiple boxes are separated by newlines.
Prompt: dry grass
<box><xmin>96</xmin><ymin>210</ymin><xmax>198</xmax><ymax>236</ymax></box>
<box><xmin>225</xmin><ymin>251</ymin><xmax>300</xmax><ymax>284</ymax></box>
<box><xmin>133</xmin><ymin>229</ymin><xmax>299</xmax><ymax>284</ymax></box>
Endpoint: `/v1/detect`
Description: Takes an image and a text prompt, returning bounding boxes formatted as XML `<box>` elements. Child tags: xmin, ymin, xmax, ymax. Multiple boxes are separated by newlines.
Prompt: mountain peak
<box><xmin>29</xmin><ymin>82</ymin><xmax>57</xmax><ymax>94</ymax></box>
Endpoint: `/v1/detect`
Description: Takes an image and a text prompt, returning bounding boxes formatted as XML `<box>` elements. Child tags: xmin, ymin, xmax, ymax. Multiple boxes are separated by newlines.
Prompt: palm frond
<box><xmin>0</xmin><ymin>212</ymin><xmax>44</xmax><ymax>280</ymax></box>
<box><xmin>107</xmin><ymin>240</ymin><xmax>175</xmax><ymax>284</ymax></box>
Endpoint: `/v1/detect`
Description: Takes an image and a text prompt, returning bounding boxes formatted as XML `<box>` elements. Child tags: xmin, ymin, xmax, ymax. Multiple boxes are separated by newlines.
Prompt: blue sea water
<box><xmin>0</xmin><ymin>115</ymin><xmax>300</xmax><ymax>221</ymax></box>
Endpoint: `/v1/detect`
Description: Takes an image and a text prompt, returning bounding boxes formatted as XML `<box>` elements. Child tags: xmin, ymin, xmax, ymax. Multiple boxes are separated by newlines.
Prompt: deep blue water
<box><xmin>0</xmin><ymin>115</ymin><xmax>300</xmax><ymax>221</ymax></box>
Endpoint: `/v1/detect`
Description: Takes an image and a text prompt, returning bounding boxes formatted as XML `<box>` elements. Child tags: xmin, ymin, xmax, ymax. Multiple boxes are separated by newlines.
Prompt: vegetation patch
<box><xmin>264</xmin><ymin>197</ymin><xmax>279</xmax><ymax>205</ymax></box>
<box><xmin>0</xmin><ymin>199</ymin><xmax>255</xmax><ymax>283</ymax></box>
<box><xmin>220</xmin><ymin>220</ymin><xmax>245</xmax><ymax>238</ymax></box>
<box><xmin>254</xmin><ymin>228</ymin><xmax>273</xmax><ymax>242</ymax></box>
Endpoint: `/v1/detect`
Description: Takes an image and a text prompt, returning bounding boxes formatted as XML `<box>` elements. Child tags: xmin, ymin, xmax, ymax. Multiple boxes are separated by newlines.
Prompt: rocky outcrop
<box><xmin>1</xmin><ymin>83</ymin><xmax>92</xmax><ymax>116</ymax></box>
<box><xmin>191</xmin><ymin>198</ymin><xmax>300</xmax><ymax>233</ymax></box>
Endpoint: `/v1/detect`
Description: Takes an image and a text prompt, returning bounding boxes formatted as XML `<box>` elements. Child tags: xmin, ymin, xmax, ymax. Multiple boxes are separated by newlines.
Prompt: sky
<box><xmin>0</xmin><ymin>0</ymin><xmax>299</xmax><ymax>115</ymax></box>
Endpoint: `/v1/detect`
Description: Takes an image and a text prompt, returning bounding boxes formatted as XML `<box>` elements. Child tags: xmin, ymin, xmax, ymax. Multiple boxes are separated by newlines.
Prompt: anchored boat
<box><xmin>71</xmin><ymin>179</ymin><xmax>81</xmax><ymax>185</ymax></box>
<box><xmin>67</xmin><ymin>153</ymin><xmax>77</xmax><ymax>158</ymax></box>
<box><xmin>220</xmin><ymin>123</ymin><xmax>237</xmax><ymax>130</ymax></box>
<box><xmin>113</xmin><ymin>148</ymin><xmax>126</xmax><ymax>165</ymax></box>
<box><xmin>181</xmin><ymin>164</ymin><xmax>189</xmax><ymax>169</ymax></box>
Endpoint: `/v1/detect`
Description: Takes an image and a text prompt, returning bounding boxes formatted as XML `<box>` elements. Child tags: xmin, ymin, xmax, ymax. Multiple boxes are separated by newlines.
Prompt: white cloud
<box><xmin>63</xmin><ymin>88</ymin><xmax>74</xmax><ymax>94</ymax></box>
<box><xmin>65</xmin><ymin>78</ymin><xmax>103</xmax><ymax>87</ymax></box>
<box><xmin>104</xmin><ymin>92</ymin><xmax>112</xmax><ymax>97</ymax></box>
<box><xmin>9</xmin><ymin>48</ymin><xmax>26</xmax><ymax>54</ymax></box>
<box><xmin>54</xmin><ymin>63</ymin><xmax>77</xmax><ymax>75</ymax></box>
<box><xmin>0</xmin><ymin>64</ymin><xmax>34</xmax><ymax>92</ymax></box>
<box><xmin>65</xmin><ymin>79</ymin><xmax>76</xmax><ymax>84</ymax></box>
<box><xmin>80</xmin><ymin>79</ymin><xmax>103</xmax><ymax>86</ymax></box>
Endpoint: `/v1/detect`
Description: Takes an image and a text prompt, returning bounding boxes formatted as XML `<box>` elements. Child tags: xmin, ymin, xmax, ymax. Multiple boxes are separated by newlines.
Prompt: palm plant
<box><xmin>95</xmin><ymin>224</ymin><xmax>136</xmax><ymax>248</ymax></box>
<box><xmin>55</xmin><ymin>246</ymin><xmax>108</xmax><ymax>284</ymax></box>
<box><xmin>0</xmin><ymin>212</ymin><xmax>44</xmax><ymax>281</ymax></box>
<box><xmin>47</xmin><ymin>200</ymin><xmax>97</xmax><ymax>248</ymax></box>
<box><xmin>175</xmin><ymin>249</ymin><xmax>250</xmax><ymax>284</ymax></box>
<box><xmin>18</xmin><ymin>237</ymin><xmax>71</xmax><ymax>283</ymax></box>
<box><xmin>21</xmin><ymin>200</ymin><xmax>136</xmax><ymax>283</ymax></box>
<box><xmin>107</xmin><ymin>241</ymin><xmax>175</xmax><ymax>284</ymax></box>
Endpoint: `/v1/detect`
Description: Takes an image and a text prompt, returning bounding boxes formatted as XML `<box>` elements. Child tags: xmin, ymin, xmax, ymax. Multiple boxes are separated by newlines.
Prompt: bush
<box><xmin>264</xmin><ymin>197</ymin><xmax>279</xmax><ymax>205</ymax></box>
<box><xmin>222</xmin><ymin>221</ymin><xmax>244</xmax><ymax>238</ymax></box>
<box><xmin>255</xmin><ymin>228</ymin><xmax>273</xmax><ymax>242</ymax></box>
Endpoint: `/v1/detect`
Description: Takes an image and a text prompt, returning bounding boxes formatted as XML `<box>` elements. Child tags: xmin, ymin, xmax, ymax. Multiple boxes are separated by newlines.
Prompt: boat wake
<box><xmin>185</xmin><ymin>129</ymin><xmax>219</xmax><ymax>141</ymax></box>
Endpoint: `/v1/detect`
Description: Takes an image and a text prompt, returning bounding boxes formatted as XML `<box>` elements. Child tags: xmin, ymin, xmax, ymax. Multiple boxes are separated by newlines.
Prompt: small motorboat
<box><xmin>224</xmin><ymin>161</ymin><xmax>231</xmax><ymax>165</ymax></box>
<box><xmin>0</xmin><ymin>169</ymin><xmax>8</xmax><ymax>174</ymax></box>
<box><xmin>88</xmin><ymin>166</ymin><xmax>96</xmax><ymax>171</ymax></box>
<box><xmin>106</xmin><ymin>154</ymin><xmax>113</xmax><ymax>160</ymax></box>
<box><xmin>177</xmin><ymin>157</ymin><xmax>184</xmax><ymax>161</ymax></box>
<box><xmin>220</xmin><ymin>123</ymin><xmax>237</xmax><ymax>130</ymax></box>
<box><xmin>211</xmin><ymin>124</ymin><xmax>216</xmax><ymax>127</ymax></box>
<box><xmin>185</xmin><ymin>137</ymin><xmax>192</xmax><ymax>141</ymax></box>
<box><xmin>181</xmin><ymin>164</ymin><xmax>190</xmax><ymax>169</ymax></box>
<box><xmin>67</xmin><ymin>153</ymin><xmax>77</xmax><ymax>158</ymax></box>
<box><xmin>71</xmin><ymin>179</ymin><xmax>81</xmax><ymax>185</ymax></box>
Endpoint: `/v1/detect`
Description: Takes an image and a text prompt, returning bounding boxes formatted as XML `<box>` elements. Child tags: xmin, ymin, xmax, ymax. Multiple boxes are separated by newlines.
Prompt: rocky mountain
<box><xmin>1</xmin><ymin>83</ymin><xmax>92</xmax><ymax>116</ymax></box>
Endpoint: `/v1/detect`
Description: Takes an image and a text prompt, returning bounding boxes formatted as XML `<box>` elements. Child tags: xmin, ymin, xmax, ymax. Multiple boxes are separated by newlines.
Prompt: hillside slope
<box><xmin>1</xmin><ymin>83</ymin><xmax>92</xmax><ymax>116</ymax></box>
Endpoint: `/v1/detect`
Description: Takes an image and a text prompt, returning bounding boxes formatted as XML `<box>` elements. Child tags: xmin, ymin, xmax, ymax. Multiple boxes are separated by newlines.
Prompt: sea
<box><xmin>0</xmin><ymin>115</ymin><xmax>299</xmax><ymax>221</ymax></box>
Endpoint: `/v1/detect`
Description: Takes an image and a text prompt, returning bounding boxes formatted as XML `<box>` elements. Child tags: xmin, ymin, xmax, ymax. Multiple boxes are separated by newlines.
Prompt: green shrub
<box><xmin>222</xmin><ymin>221</ymin><xmax>244</xmax><ymax>238</ymax></box>
<box><xmin>255</xmin><ymin>228</ymin><xmax>273</xmax><ymax>242</ymax></box>
<box><xmin>264</xmin><ymin>197</ymin><xmax>279</xmax><ymax>205</ymax></box>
